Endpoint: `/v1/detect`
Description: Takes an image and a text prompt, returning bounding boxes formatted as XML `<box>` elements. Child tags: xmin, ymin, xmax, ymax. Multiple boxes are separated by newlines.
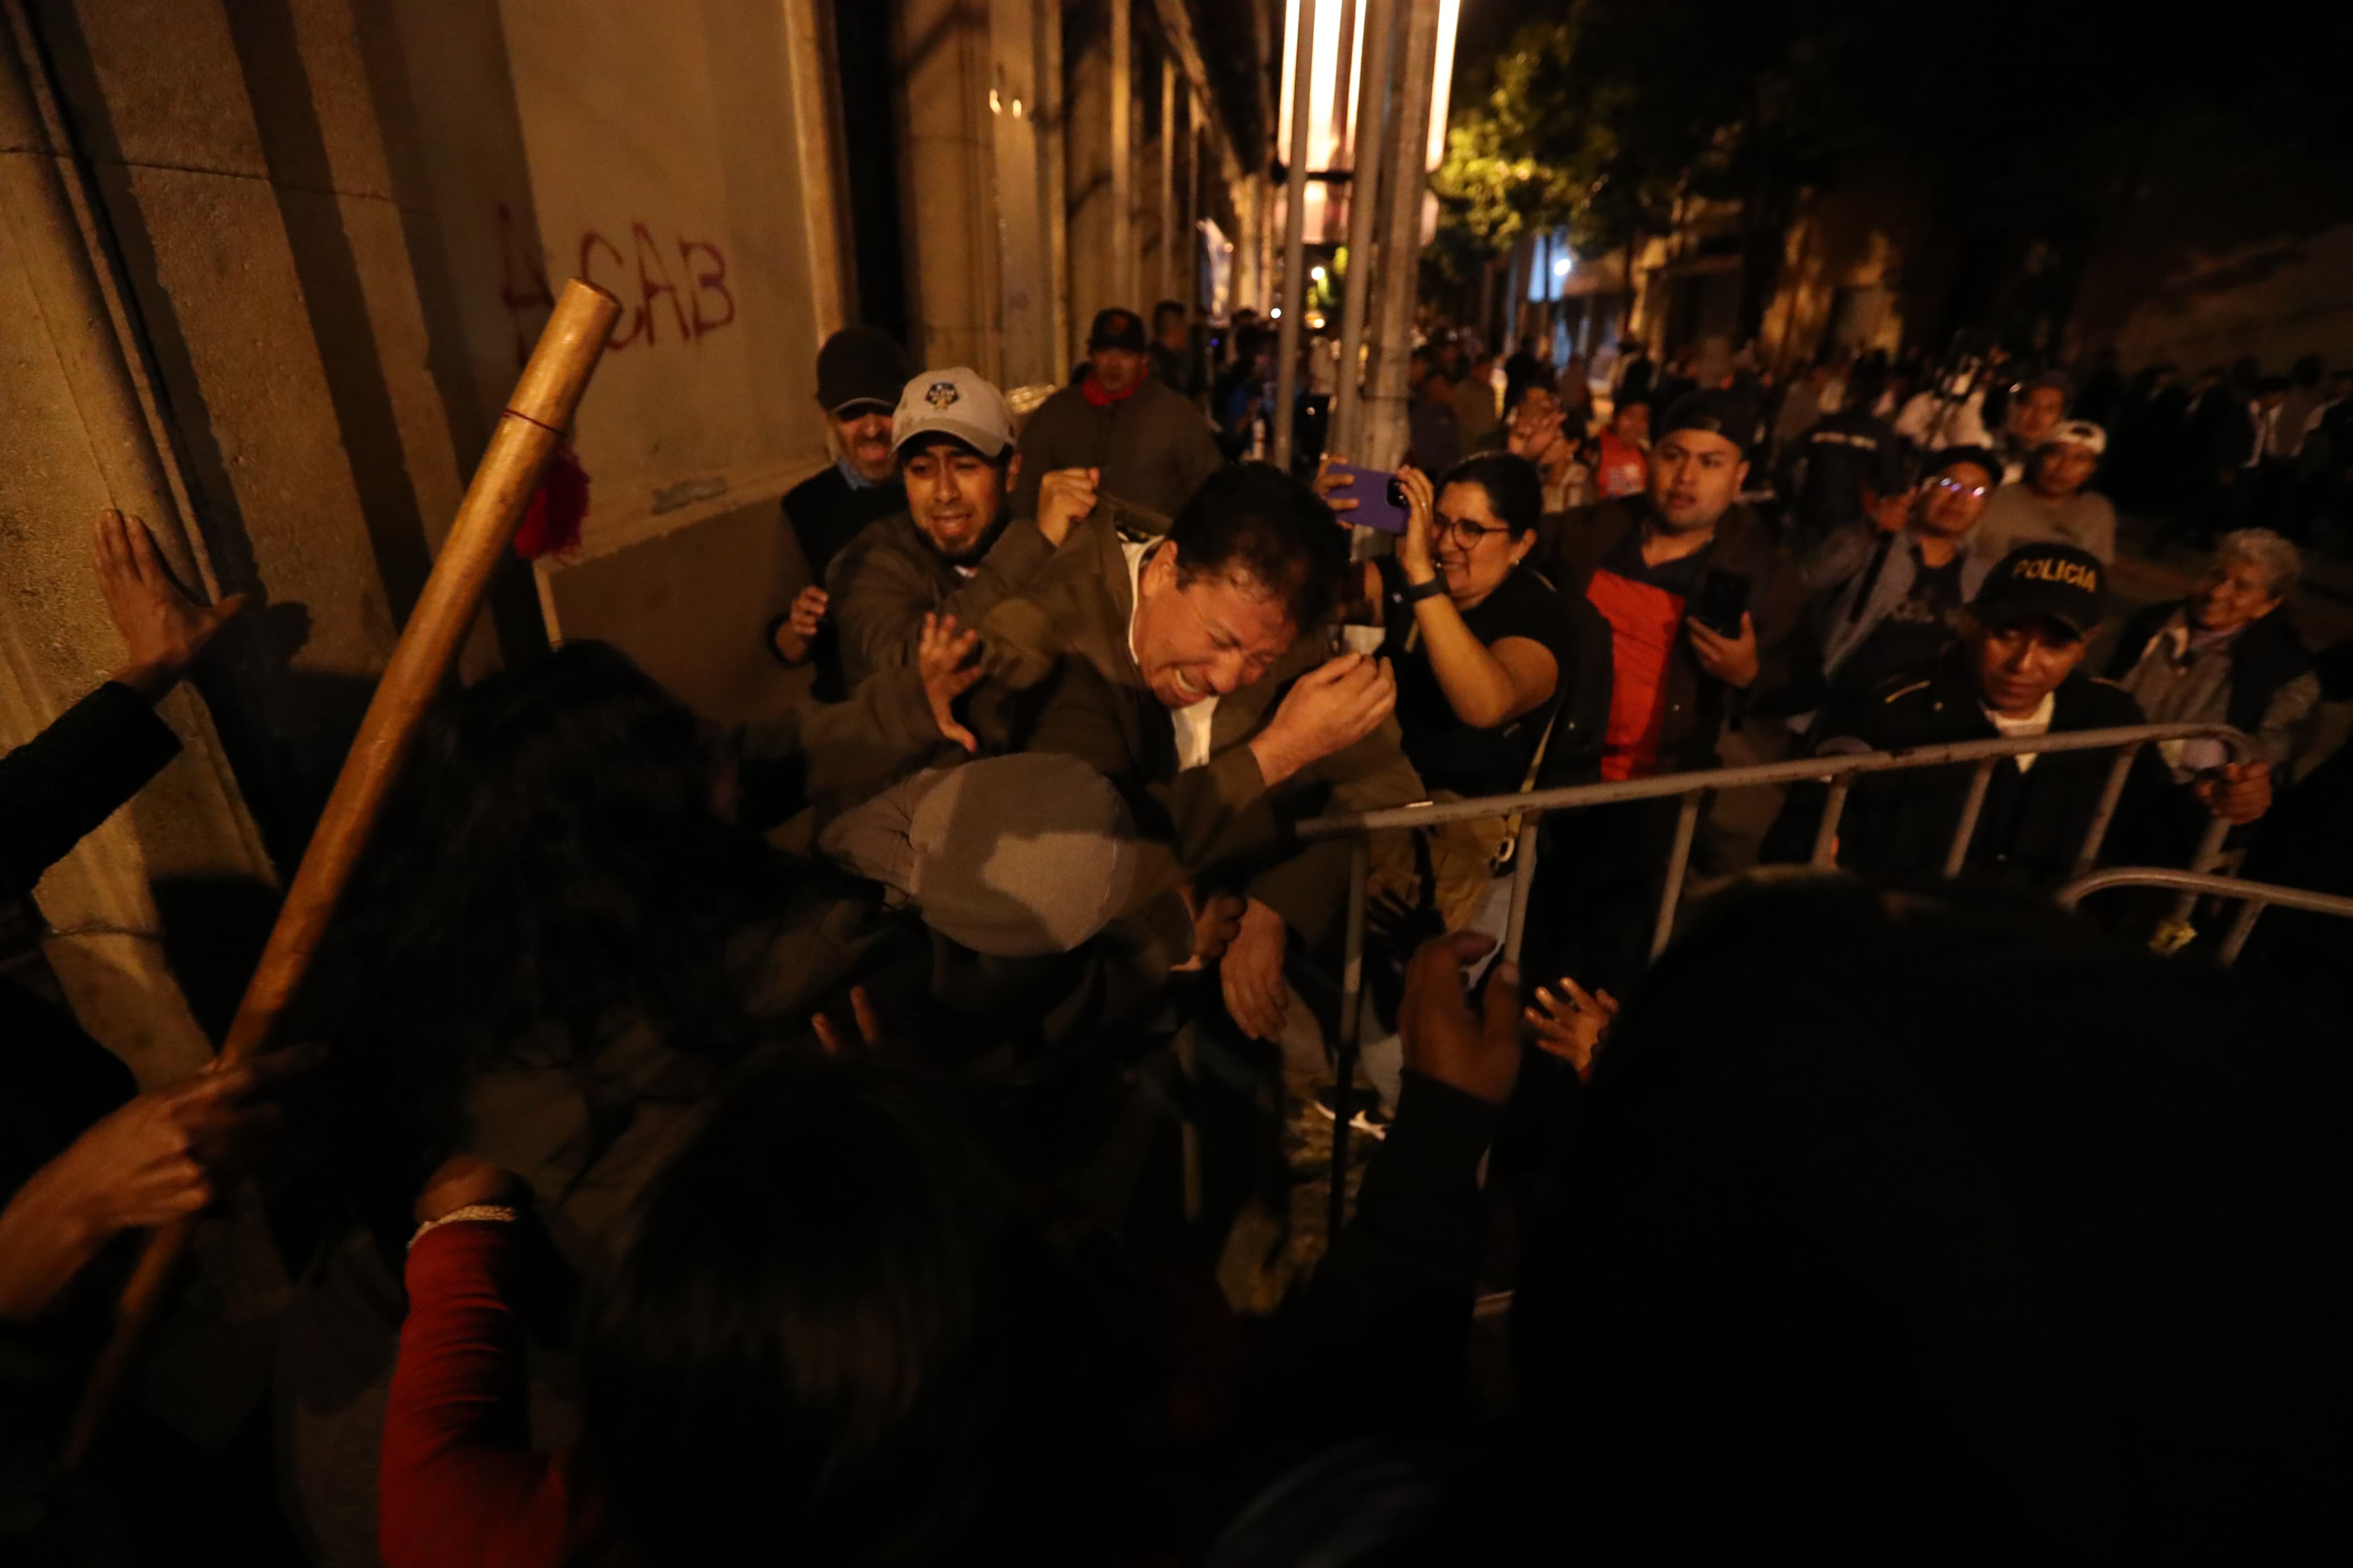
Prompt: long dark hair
<box><xmin>580</xmin><ymin>1049</ymin><xmax>1102</xmax><ymax>1566</ymax></box>
<box><xmin>293</xmin><ymin>641</ymin><xmax>782</xmax><ymax>1190</ymax></box>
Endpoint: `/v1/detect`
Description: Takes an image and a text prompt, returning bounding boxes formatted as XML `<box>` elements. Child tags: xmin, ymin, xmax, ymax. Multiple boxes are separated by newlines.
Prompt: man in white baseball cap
<box><xmin>1973</xmin><ymin>417</ymin><xmax>2117</xmax><ymax>565</ymax></box>
<box><xmin>825</xmin><ymin>366</ymin><xmax>1107</xmax><ymax>688</ymax></box>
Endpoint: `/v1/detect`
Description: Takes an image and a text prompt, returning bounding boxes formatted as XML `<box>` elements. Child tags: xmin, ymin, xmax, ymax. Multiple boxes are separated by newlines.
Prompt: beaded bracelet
<box><xmin>408</xmin><ymin>1204</ymin><xmax>521</xmax><ymax>1251</ymax></box>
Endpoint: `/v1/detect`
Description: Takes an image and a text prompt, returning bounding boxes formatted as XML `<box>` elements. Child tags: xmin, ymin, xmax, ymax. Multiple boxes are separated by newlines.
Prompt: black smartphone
<box><xmin>1694</xmin><ymin>568</ymin><xmax>1749</xmax><ymax>638</ymax></box>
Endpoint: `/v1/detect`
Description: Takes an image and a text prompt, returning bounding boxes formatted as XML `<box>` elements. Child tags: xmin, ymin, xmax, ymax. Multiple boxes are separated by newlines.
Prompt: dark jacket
<box><xmin>1764</xmin><ymin>652</ymin><xmax>2163</xmax><ymax>885</ymax></box>
<box><xmin>1532</xmin><ymin>498</ymin><xmax>1798</xmax><ymax>774</ymax></box>
<box><xmin>1</xmin><ymin>683</ymin><xmax>179</xmax><ymax>1195</ymax></box>
<box><xmin>1012</xmin><ymin>374</ymin><xmax>1225</xmax><ymax>520</ymax></box>
<box><xmin>777</xmin><ymin>465</ymin><xmax>907</xmax><ymax>701</ymax></box>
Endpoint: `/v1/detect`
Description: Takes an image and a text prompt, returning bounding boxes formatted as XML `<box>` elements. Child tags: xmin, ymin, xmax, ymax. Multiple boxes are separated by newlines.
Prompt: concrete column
<box><xmin>1156</xmin><ymin>55</ymin><xmax>1175</xmax><ymax>310</ymax></box>
<box><xmin>1360</xmin><ymin>0</ymin><xmax>1439</xmax><ymax>470</ymax></box>
<box><xmin>1037</xmin><ymin>0</ymin><xmax>1071</xmax><ymax>375</ymax></box>
<box><xmin>1108</xmin><ymin>0</ymin><xmax>1132</xmax><ymax>310</ymax></box>
<box><xmin>1064</xmin><ymin>0</ymin><xmax>1115</xmax><ymax>357</ymax></box>
<box><xmin>896</xmin><ymin>0</ymin><xmax>1003</xmax><ymax>374</ymax></box>
<box><xmin>991</xmin><ymin>0</ymin><xmax>1053</xmax><ymax>387</ymax></box>
<box><xmin>2</xmin><ymin>1</ymin><xmax>436</xmax><ymax>1082</ymax></box>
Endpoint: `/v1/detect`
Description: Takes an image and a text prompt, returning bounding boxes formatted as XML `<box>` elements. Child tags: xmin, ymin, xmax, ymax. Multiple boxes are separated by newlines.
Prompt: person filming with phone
<box><xmin>1522</xmin><ymin>390</ymin><xmax>1794</xmax><ymax>992</ymax></box>
<box><xmin>1330</xmin><ymin>455</ymin><xmax>1594</xmax><ymax>802</ymax></box>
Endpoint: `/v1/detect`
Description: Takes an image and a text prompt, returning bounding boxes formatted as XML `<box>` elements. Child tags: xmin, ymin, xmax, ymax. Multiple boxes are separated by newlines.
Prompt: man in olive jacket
<box><xmin>964</xmin><ymin>463</ymin><xmax>1416</xmax><ymax>1044</ymax></box>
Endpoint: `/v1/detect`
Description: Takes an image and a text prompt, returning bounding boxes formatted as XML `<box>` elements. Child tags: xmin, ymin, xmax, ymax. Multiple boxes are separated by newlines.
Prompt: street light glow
<box><xmin>1554</xmin><ymin>256</ymin><xmax>1572</xmax><ymax>277</ymax></box>
<box><xmin>1311</xmin><ymin>265</ymin><xmax>1327</xmax><ymax>281</ymax></box>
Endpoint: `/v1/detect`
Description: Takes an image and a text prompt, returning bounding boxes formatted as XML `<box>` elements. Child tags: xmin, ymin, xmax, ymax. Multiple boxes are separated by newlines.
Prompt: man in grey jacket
<box><xmin>1781</xmin><ymin>445</ymin><xmax>2001</xmax><ymax>721</ymax></box>
<box><xmin>1014</xmin><ymin>307</ymin><xmax>1225</xmax><ymax>520</ymax></box>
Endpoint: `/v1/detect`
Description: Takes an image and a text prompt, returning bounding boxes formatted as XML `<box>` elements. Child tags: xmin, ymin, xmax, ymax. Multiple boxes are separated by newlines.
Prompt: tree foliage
<box><xmin>1432</xmin><ymin>0</ymin><xmax>2353</xmax><ymax>339</ymax></box>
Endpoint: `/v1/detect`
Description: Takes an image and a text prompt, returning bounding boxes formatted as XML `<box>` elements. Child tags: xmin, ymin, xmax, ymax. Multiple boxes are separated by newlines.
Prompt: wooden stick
<box><xmin>63</xmin><ymin>280</ymin><xmax>622</xmax><ymax>1469</ymax></box>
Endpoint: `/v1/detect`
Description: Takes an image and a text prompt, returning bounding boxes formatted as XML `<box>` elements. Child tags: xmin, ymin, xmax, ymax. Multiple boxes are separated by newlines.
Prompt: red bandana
<box><xmin>1082</xmin><ymin>374</ymin><xmax>1140</xmax><ymax>408</ymax></box>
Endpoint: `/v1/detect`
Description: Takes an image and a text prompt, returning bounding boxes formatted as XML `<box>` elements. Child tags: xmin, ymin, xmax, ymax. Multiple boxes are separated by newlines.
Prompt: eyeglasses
<box><xmin>1928</xmin><ymin>476</ymin><xmax>1991</xmax><ymax>500</ymax></box>
<box><xmin>1433</xmin><ymin>513</ymin><xmax>1511</xmax><ymax>546</ymax></box>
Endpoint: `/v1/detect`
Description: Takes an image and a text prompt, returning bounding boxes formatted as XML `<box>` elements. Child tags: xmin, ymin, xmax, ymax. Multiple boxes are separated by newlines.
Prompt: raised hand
<box><xmin>0</xmin><ymin>1047</ymin><xmax>314</xmax><ymax>1320</ymax></box>
<box><xmin>1035</xmin><ymin>467</ymin><xmax>1102</xmax><ymax>546</ymax></box>
<box><xmin>811</xmin><ymin>984</ymin><xmax>886</xmax><ymax>1055</ymax></box>
<box><xmin>95</xmin><ymin>509</ymin><xmax>248</xmax><ymax>699</ymax></box>
<box><xmin>1506</xmin><ymin>401</ymin><xmax>1566</xmax><ymax>465</ymax></box>
<box><xmin>1399</xmin><ymin>931</ymin><xmax>1522</xmax><ymax>1107</ymax></box>
<box><xmin>1395</xmin><ymin>465</ymin><xmax>1438</xmax><ymax>584</ymax></box>
<box><xmin>1247</xmin><ymin>653</ymin><xmax>1398</xmax><ymax>787</ymax></box>
<box><xmin>1312</xmin><ymin>452</ymin><xmax>1361</xmax><ymax>521</ymax></box>
<box><xmin>917</xmin><ymin>611</ymin><xmax>984</xmax><ymax>752</ymax></box>
<box><xmin>1525</xmin><ymin>975</ymin><xmax>1617</xmax><ymax>1082</ymax></box>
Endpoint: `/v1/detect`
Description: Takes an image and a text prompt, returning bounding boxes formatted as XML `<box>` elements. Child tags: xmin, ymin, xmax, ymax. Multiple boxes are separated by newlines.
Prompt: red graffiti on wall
<box><xmin>577</xmin><ymin>224</ymin><xmax>736</xmax><ymax>352</ymax></box>
<box><xmin>495</xmin><ymin>205</ymin><xmax>739</xmax><ymax>365</ymax></box>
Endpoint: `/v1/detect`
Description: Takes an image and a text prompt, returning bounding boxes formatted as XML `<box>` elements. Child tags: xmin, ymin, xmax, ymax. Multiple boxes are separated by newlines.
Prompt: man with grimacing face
<box><xmin>1766</xmin><ymin>542</ymin><xmax>2265</xmax><ymax>885</ymax></box>
<box><xmin>955</xmin><ymin>463</ymin><xmax>1423</xmax><ymax>1044</ymax></box>
<box><xmin>824</xmin><ymin>366</ymin><xmax>1107</xmax><ymax>690</ymax></box>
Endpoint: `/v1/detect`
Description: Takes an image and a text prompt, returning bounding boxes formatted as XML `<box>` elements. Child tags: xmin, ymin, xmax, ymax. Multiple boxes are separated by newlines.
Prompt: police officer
<box><xmin>1765</xmin><ymin>542</ymin><xmax>2268</xmax><ymax>884</ymax></box>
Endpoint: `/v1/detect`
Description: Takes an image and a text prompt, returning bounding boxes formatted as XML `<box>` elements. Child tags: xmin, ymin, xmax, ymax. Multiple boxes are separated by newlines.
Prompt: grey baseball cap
<box><xmin>893</xmin><ymin>367</ymin><xmax>1014</xmax><ymax>461</ymax></box>
<box><xmin>817</xmin><ymin>754</ymin><xmax>1139</xmax><ymax>957</ymax></box>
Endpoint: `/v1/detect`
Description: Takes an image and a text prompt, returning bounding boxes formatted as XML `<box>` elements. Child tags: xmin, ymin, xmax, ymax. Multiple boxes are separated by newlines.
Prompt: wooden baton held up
<box><xmin>62</xmin><ymin>280</ymin><xmax>622</xmax><ymax>1468</ymax></box>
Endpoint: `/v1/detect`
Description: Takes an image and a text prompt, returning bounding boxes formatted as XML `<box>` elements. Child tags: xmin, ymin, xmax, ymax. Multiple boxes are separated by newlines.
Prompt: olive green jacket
<box><xmin>971</xmin><ymin>517</ymin><xmax>1427</xmax><ymax>948</ymax></box>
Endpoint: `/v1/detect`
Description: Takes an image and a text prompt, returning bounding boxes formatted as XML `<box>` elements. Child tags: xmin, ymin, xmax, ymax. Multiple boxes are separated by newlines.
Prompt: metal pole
<box><xmin>1273</xmin><ymin>0</ymin><xmax>1317</xmax><ymax>469</ymax></box>
<box><xmin>2072</xmin><ymin>742</ymin><xmax>2141</xmax><ymax>874</ymax></box>
<box><xmin>2160</xmin><ymin>815</ymin><xmax>2234</xmax><ymax>937</ymax></box>
<box><xmin>1649</xmin><ymin>794</ymin><xmax>1703</xmax><ymax>959</ymax></box>
<box><xmin>1503</xmin><ymin>821</ymin><xmax>1540</xmax><ymax>964</ymax></box>
<box><xmin>1328</xmin><ymin>835</ymin><xmax>1370</xmax><ymax>1241</ymax></box>
<box><xmin>1329</xmin><ymin>0</ymin><xmax>1394</xmax><ymax>463</ymax></box>
<box><xmin>1360</xmin><ymin>0</ymin><xmax>1440</xmax><ymax>470</ymax></box>
<box><xmin>1943</xmin><ymin>759</ymin><xmax>1997</xmax><ymax>876</ymax></box>
<box><xmin>2217</xmin><ymin>899</ymin><xmax>2266</xmax><ymax>966</ymax></box>
<box><xmin>1808</xmin><ymin>779</ymin><xmax>1850</xmax><ymax>869</ymax></box>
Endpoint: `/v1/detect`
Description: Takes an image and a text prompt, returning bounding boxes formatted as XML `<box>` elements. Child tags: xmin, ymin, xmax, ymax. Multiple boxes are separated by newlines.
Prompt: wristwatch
<box><xmin>1400</xmin><ymin>574</ymin><xmax>1448</xmax><ymax>606</ymax></box>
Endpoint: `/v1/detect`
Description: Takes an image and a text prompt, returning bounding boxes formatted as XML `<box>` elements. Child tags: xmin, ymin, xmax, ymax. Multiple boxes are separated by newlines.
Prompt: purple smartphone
<box><xmin>1324</xmin><ymin>463</ymin><xmax>1411</xmax><ymax>534</ymax></box>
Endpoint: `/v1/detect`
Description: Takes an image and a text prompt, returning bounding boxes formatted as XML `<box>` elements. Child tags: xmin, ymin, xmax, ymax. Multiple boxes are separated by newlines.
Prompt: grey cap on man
<box><xmin>893</xmin><ymin>368</ymin><xmax>1015</xmax><ymax>461</ymax></box>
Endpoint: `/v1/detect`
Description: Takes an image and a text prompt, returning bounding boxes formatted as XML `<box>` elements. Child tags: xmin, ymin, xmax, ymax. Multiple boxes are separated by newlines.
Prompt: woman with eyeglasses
<box><xmin>1334</xmin><ymin>455</ymin><xmax>1583</xmax><ymax>802</ymax></box>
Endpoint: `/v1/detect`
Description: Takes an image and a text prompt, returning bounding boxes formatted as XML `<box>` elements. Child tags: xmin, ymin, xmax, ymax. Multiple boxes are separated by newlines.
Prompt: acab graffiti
<box><xmin>498</xmin><ymin>204</ymin><xmax>737</xmax><ymax>362</ymax></box>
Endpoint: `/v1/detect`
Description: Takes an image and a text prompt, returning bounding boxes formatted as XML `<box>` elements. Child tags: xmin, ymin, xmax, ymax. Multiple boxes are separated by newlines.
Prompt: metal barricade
<box><xmin>2056</xmin><ymin>867</ymin><xmax>2353</xmax><ymax>965</ymax></box>
<box><xmin>1298</xmin><ymin>722</ymin><xmax>2253</xmax><ymax>1236</ymax></box>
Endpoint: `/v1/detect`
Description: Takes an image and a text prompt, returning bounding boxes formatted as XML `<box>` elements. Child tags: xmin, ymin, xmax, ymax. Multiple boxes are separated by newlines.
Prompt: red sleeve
<box><xmin>380</xmin><ymin>1221</ymin><xmax>609</xmax><ymax>1568</ymax></box>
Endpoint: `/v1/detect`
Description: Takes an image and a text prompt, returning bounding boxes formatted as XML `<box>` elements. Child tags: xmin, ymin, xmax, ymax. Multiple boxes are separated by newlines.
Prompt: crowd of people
<box><xmin>2</xmin><ymin>296</ymin><xmax>2348</xmax><ymax>1566</ymax></box>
